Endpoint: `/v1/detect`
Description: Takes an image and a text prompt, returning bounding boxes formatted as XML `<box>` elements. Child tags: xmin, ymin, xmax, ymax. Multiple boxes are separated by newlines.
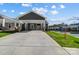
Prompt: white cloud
<box><xmin>2</xmin><ymin>9</ymin><xmax>7</xmax><ymax>12</ymax></box>
<box><xmin>11</xmin><ymin>10</ymin><xmax>15</xmax><ymax>13</ymax></box>
<box><xmin>19</xmin><ymin>12</ymin><xmax>25</xmax><ymax>15</ymax></box>
<box><xmin>52</xmin><ymin>5</ymin><xmax>56</xmax><ymax>8</ymax></box>
<box><xmin>48</xmin><ymin>18</ymin><xmax>68</xmax><ymax>25</ymax></box>
<box><xmin>32</xmin><ymin>7</ymin><xmax>48</xmax><ymax>14</ymax></box>
<box><xmin>21</xmin><ymin>3</ymin><xmax>32</xmax><ymax>7</ymax></box>
<box><xmin>51</xmin><ymin>10</ymin><xmax>59</xmax><ymax>15</ymax></box>
<box><xmin>60</xmin><ymin>4</ymin><xmax>65</xmax><ymax>8</ymax></box>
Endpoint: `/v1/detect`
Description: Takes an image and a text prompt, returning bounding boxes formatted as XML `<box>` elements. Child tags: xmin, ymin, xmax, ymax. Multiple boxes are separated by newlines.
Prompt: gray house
<box><xmin>69</xmin><ymin>23</ymin><xmax>79</xmax><ymax>31</ymax></box>
<box><xmin>48</xmin><ymin>23</ymin><xmax>68</xmax><ymax>31</ymax></box>
<box><xmin>17</xmin><ymin>11</ymin><xmax>48</xmax><ymax>31</ymax></box>
<box><xmin>0</xmin><ymin>14</ymin><xmax>23</xmax><ymax>31</ymax></box>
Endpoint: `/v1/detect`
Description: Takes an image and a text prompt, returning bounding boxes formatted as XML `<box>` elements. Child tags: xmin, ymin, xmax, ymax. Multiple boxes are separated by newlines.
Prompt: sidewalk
<box><xmin>64</xmin><ymin>47</ymin><xmax>79</xmax><ymax>55</ymax></box>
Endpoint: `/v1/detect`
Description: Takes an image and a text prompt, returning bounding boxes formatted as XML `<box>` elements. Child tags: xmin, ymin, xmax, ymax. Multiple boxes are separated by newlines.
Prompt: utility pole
<box><xmin>64</xmin><ymin>25</ymin><xmax>67</xmax><ymax>40</ymax></box>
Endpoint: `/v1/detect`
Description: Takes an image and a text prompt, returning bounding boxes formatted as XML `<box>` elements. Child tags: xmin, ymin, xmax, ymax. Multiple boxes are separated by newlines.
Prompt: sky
<box><xmin>0</xmin><ymin>3</ymin><xmax>79</xmax><ymax>25</ymax></box>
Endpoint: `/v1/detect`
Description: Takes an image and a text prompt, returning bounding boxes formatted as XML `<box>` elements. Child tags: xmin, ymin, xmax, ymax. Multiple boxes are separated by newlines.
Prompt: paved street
<box><xmin>70</xmin><ymin>34</ymin><xmax>79</xmax><ymax>38</ymax></box>
<box><xmin>0</xmin><ymin>31</ymin><xmax>69</xmax><ymax>55</ymax></box>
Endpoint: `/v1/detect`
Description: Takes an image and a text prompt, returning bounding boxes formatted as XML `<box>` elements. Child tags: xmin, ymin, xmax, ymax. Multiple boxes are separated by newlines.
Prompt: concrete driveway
<box><xmin>0</xmin><ymin>31</ymin><xmax>69</xmax><ymax>55</ymax></box>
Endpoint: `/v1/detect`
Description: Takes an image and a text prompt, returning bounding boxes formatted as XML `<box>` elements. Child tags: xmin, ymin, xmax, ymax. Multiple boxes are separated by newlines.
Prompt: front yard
<box><xmin>0</xmin><ymin>31</ymin><xmax>15</xmax><ymax>37</ymax></box>
<box><xmin>46</xmin><ymin>31</ymin><xmax>79</xmax><ymax>48</ymax></box>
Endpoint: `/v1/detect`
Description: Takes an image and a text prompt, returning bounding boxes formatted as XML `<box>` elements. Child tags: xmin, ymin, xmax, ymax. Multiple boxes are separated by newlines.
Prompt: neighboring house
<box><xmin>48</xmin><ymin>23</ymin><xmax>69</xmax><ymax>31</ymax></box>
<box><xmin>49</xmin><ymin>23</ymin><xmax>79</xmax><ymax>32</ymax></box>
<box><xmin>69</xmin><ymin>23</ymin><xmax>79</xmax><ymax>31</ymax></box>
<box><xmin>0</xmin><ymin>14</ymin><xmax>22</xmax><ymax>31</ymax></box>
<box><xmin>17</xmin><ymin>11</ymin><xmax>48</xmax><ymax>31</ymax></box>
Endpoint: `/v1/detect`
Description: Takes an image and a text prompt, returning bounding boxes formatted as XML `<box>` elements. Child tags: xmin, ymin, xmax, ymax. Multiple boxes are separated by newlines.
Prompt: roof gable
<box><xmin>18</xmin><ymin>11</ymin><xmax>45</xmax><ymax>20</ymax></box>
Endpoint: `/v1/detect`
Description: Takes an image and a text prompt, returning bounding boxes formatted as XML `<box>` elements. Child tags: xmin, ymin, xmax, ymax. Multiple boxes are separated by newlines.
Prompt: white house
<box><xmin>17</xmin><ymin>11</ymin><xmax>48</xmax><ymax>31</ymax></box>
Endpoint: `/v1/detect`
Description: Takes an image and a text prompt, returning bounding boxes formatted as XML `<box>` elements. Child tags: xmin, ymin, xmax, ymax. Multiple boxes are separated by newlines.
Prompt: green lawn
<box><xmin>46</xmin><ymin>31</ymin><xmax>79</xmax><ymax>48</ymax></box>
<box><xmin>0</xmin><ymin>31</ymin><xmax>15</xmax><ymax>37</ymax></box>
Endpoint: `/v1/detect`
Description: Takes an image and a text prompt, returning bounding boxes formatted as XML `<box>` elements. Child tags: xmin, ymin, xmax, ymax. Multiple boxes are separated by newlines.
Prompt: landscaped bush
<box><xmin>1</xmin><ymin>31</ymin><xmax>16</xmax><ymax>33</ymax></box>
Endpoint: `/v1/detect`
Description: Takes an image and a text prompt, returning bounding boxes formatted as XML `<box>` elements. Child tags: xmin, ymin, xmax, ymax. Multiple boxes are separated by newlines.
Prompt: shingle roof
<box><xmin>18</xmin><ymin>11</ymin><xmax>45</xmax><ymax>20</ymax></box>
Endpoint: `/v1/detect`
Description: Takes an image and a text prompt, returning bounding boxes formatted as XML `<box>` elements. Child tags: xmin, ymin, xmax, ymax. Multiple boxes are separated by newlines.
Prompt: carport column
<box><xmin>2</xmin><ymin>19</ymin><xmax>6</xmax><ymax>27</ymax></box>
<box><xmin>14</xmin><ymin>22</ymin><xmax>17</xmax><ymax>28</ymax></box>
<box><xmin>43</xmin><ymin>21</ymin><xmax>46</xmax><ymax>31</ymax></box>
<box><xmin>17</xmin><ymin>22</ymin><xmax>21</xmax><ymax>31</ymax></box>
<box><xmin>25</xmin><ymin>23</ymin><xmax>27</xmax><ymax>31</ymax></box>
<box><xmin>2</xmin><ymin>19</ymin><xmax>6</xmax><ymax>30</ymax></box>
<box><xmin>41</xmin><ymin>23</ymin><xmax>43</xmax><ymax>30</ymax></box>
<box><xmin>19</xmin><ymin>21</ymin><xmax>23</xmax><ymax>31</ymax></box>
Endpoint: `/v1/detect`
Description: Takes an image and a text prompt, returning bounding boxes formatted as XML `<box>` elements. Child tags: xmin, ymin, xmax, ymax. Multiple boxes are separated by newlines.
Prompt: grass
<box><xmin>46</xmin><ymin>31</ymin><xmax>79</xmax><ymax>48</ymax></box>
<box><xmin>0</xmin><ymin>31</ymin><xmax>15</xmax><ymax>37</ymax></box>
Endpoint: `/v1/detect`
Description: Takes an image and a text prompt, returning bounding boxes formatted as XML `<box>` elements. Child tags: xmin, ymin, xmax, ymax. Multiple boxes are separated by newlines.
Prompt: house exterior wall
<box><xmin>0</xmin><ymin>19</ymin><xmax>3</xmax><ymax>23</ymax></box>
<box><xmin>0</xmin><ymin>18</ymin><xmax>21</xmax><ymax>31</ymax></box>
<box><xmin>4</xmin><ymin>23</ymin><xmax>15</xmax><ymax>30</ymax></box>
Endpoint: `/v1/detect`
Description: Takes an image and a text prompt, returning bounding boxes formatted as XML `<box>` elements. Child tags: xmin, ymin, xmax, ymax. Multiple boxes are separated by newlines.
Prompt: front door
<box><xmin>28</xmin><ymin>23</ymin><xmax>35</xmax><ymax>30</ymax></box>
<box><xmin>36</xmin><ymin>24</ymin><xmax>41</xmax><ymax>30</ymax></box>
<box><xmin>30</xmin><ymin>24</ymin><xmax>35</xmax><ymax>30</ymax></box>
